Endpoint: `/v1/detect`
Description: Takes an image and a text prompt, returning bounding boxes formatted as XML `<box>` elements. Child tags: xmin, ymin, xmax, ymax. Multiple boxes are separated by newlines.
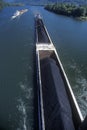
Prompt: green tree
<box><xmin>45</xmin><ymin>3</ymin><xmax>87</xmax><ymax>19</ymax></box>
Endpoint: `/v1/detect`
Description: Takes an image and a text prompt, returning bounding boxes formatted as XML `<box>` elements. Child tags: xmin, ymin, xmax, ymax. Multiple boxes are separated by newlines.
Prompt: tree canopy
<box><xmin>45</xmin><ymin>3</ymin><xmax>87</xmax><ymax>19</ymax></box>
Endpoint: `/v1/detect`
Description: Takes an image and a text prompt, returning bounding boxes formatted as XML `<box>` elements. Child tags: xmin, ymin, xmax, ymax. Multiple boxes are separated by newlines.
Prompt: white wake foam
<box><xmin>68</xmin><ymin>60</ymin><xmax>87</xmax><ymax>118</ymax></box>
<box><xmin>16</xmin><ymin>79</ymin><xmax>34</xmax><ymax>130</ymax></box>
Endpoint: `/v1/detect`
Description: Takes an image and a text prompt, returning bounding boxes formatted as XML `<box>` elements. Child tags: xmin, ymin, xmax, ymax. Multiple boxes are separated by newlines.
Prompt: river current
<box><xmin>0</xmin><ymin>5</ymin><xmax>87</xmax><ymax>129</ymax></box>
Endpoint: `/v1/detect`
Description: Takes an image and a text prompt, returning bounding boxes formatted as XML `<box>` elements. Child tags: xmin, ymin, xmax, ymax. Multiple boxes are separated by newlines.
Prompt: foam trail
<box><xmin>16</xmin><ymin>79</ymin><xmax>34</xmax><ymax>130</ymax></box>
<box><xmin>11</xmin><ymin>10</ymin><xmax>20</xmax><ymax>20</ymax></box>
<box><xmin>20</xmin><ymin>82</ymin><xmax>33</xmax><ymax>100</ymax></box>
<box><xmin>68</xmin><ymin>60</ymin><xmax>87</xmax><ymax>118</ymax></box>
<box><xmin>11</xmin><ymin>9</ymin><xmax>28</xmax><ymax>20</ymax></box>
<box><xmin>17</xmin><ymin>98</ymin><xmax>27</xmax><ymax>130</ymax></box>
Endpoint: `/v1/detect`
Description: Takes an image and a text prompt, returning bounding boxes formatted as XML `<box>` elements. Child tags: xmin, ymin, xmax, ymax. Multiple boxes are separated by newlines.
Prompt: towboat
<box><xmin>11</xmin><ymin>9</ymin><xmax>28</xmax><ymax>19</ymax></box>
<box><xmin>19</xmin><ymin>9</ymin><xmax>28</xmax><ymax>15</ymax></box>
<box><xmin>35</xmin><ymin>14</ymin><xmax>87</xmax><ymax>130</ymax></box>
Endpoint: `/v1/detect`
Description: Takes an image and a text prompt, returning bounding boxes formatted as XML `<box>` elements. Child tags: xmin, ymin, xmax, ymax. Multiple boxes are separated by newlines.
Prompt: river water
<box><xmin>0</xmin><ymin>5</ymin><xmax>87</xmax><ymax>129</ymax></box>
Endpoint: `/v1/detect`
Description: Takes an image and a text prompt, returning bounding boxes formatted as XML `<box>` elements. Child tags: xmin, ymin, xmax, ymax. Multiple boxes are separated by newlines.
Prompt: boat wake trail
<box><xmin>16</xmin><ymin>76</ymin><xmax>34</xmax><ymax>130</ymax></box>
<box><xmin>68</xmin><ymin>60</ymin><xmax>87</xmax><ymax>118</ymax></box>
<box><xmin>17</xmin><ymin>98</ymin><xmax>27</xmax><ymax>130</ymax></box>
<box><xmin>11</xmin><ymin>9</ymin><xmax>28</xmax><ymax>20</ymax></box>
<box><xmin>11</xmin><ymin>10</ymin><xmax>20</xmax><ymax>20</ymax></box>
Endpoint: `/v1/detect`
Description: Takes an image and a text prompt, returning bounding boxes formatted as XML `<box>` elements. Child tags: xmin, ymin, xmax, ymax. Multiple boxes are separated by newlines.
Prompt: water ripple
<box><xmin>16</xmin><ymin>77</ymin><xmax>34</xmax><ymax>130</ymax></box>
<box><xmin>68</xmin><ymin>60</ymin><xmax>87</xmax><ymax>118</ymax></box>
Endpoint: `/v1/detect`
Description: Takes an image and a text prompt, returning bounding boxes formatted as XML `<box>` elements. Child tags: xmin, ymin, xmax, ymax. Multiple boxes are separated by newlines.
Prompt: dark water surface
<box><xmin>0</xmin><ymin>6</ymin><xmax>34</xmax><ymax>130</ymax></box>
<box><xmin>0</xmin><ymin>5</ymin><xmax>87</xmax><ymax>129</ymax></box>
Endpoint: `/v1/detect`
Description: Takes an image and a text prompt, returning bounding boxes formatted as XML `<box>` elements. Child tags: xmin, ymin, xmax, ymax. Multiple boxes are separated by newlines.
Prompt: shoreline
<box><xmin>45</xmin><ymin>3</ymin><xmax>87</xmax><ymax>21</ymax></box>
<box><xmin>0</xmin><ymin>1</ymin><xmax>24</xmax><ymax>10</ymax></box>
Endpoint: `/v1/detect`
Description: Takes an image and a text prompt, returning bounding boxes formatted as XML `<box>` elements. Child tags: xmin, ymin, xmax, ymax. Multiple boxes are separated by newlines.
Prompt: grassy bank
<box><xmin>45</xmin><ymin>3</ymin><xmax>87</xmax><ymax>20</ymax></box>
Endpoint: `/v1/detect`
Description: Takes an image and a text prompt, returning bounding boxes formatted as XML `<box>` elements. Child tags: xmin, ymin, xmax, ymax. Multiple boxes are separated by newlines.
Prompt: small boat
<box><xmin>35</xmin><ymin>14</ymin><xmax>87</xmax><ymax>130</ymax></box>
<box><xmin>19</xmin><ymin>9</ymin><xmax>28</xmax><ymax>15</ymax></box>
<box><xmin>11</xmin><ymin>9</ymin><xmax>28</xmax><ymax>19</ymax></box>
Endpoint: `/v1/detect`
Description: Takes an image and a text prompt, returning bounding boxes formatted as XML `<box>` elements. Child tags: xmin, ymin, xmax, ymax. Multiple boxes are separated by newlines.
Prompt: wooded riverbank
<box><xmin>45</xmin><ymin>3</ymin><xmax>87</xmax><ymax>20</ymax></box>
<box><xmin>0</xmin><ymin>0</ymin><xmax>24</xmax><ymax>10</ymax></box>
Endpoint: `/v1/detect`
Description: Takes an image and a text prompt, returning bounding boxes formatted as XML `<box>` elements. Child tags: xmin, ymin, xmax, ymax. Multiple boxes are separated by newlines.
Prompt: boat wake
<box><xmin>68</xmin><ymin>61</ymin><xmax>87</xmax><ymax>118</ymax></box>
<box><xmin>11</xmin><ymin>10</ymin><xmax>20</xmax><ymax>20</ymax></box>
<box><xmin>11</xmin><ymin>9</ymin><xmax>28</xmax><ymax>20</ymax></box>
<box><xmin>17</xmin><ymin>98</ymin><xmax>27</xmax><ymax>130</ymax></box>
<box><xmin>16</xmin><ymin>77</ymin><xmax>34</xmax><ymax>130</ymax></box>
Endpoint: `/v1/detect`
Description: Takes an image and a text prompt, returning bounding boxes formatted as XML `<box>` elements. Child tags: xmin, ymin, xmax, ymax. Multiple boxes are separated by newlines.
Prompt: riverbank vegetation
<box><xmin>6</xmin><ymin>3</ymin><xmax>24</xmax><ymax>7</ymax></box>
<box><xmin>0</xmin><ymin>0</ymin><xmax>4</xmax><ymax>10</ymax></box>
<box><xmin>0</xmin><ymin>0</ymin><xmax>24</xmax><ymax>10</ymax></box>
<box><xmin>45</xmin><ymin>3</ymin><xmax>87</xmax><ymax>20</ymax></box>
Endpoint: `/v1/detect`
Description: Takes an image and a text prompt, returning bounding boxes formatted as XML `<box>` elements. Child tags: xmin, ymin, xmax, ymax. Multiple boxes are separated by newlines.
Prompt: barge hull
<box><xmin>35</xmin><ymin>14</ymin><xmax>83</xmax><ymax>130</ymax></box>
